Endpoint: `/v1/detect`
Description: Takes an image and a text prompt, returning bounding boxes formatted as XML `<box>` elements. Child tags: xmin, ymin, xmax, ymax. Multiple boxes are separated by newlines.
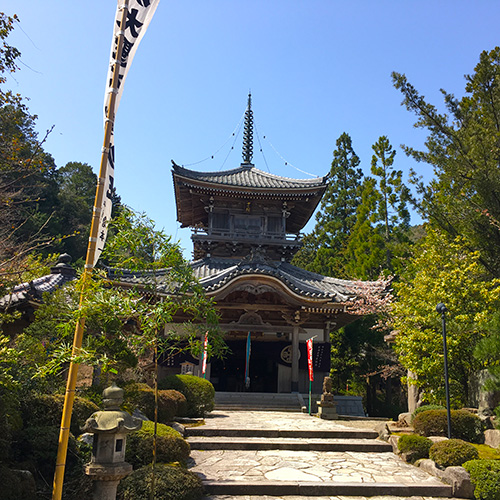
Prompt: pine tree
<box><xmin>392</xmin><ymin>47</ymin><xmax>500</xmax><ymax>277</ymax></box>
<box><xmin>292</xmin><ymin>132</ymin><xmax>363</xmax><ymax>277</ymax></box>
<box><xmin>344</xmin><ymin>177</ymin><xmax>386</xmax><ymax>279</ymax></box>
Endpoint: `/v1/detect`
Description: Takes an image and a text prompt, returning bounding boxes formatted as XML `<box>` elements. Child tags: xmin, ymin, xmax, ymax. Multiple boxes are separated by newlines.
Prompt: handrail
<box><xmin>192</xmin><ymin>227</ymin><xmax>302</xmax><ymax>241</ymax></box>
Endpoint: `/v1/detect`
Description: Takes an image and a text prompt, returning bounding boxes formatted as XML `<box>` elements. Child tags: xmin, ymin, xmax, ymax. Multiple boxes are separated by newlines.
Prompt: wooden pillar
<box><xmin>291</xmin><ymin>324</ymin><xmax>299</xmax><ymax>392</ymax></box>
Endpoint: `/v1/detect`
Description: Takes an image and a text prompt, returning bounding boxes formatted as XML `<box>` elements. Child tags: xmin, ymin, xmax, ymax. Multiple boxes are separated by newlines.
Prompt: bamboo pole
<box><xmin>51</xmin><ymin>3</ymin><xmax>129</xmax><ymax>499</ymax></box>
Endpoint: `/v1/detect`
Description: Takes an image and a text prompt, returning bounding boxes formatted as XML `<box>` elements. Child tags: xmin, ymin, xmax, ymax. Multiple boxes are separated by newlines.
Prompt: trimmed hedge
<box><xmin>429</xmin><ymin>439</ymin><xmax>479</xmax><ymax>468</ymax></box>
<box><xmin>463</xmin><ymin>459</ymin><xmax>500</xmax><ymax>500</ymax></box>
<box><xmin>19</xmin><ymin>393</ymin><xmax>99</xmax><ymax>436</ymax></box>
<box><xmin>397</xmin><ymin>434</ymin><xmax>432</xmax><ymax>463</ymax></box>
<box><xmin>118</xmin><ymin>464</ymin><xmax>203</xmax><ymax>500</ymax></box>
<box><xmin>413</xmin><ymin>409</ymin><xmax>484</xmax><ymax>443</ymax></box>
<box><xmin>125</xmin><ymin>421</ymin><xmax>190</xmax><ymax>467</ymax></box>
<box><xmin>124</xmin><ymin>383</ymin><xmax>187</xmax><ymax>422</ymax></box>
<box><xmin>158</xmin><ymin>375</ymin><xmax>215</xmax><ymax>417</ymax></box>
<box><xmin>411</xmin><ymin>404</ymin><xmax>445</xmax><ymax>422</ymax></box>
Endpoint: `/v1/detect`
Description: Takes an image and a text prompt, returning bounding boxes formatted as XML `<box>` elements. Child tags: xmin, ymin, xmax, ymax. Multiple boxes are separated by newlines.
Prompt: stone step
<box><xmin>186</xmin><ymin>427</ymin><xmax>379</xmax><ymax>439</ymax></box>
<box><xmin>214</xmin><ymin>405</ymin><xmax>300</xmax><ymax>412</ymax></box>
<box><xmin>201</xmin><ymin>480</ymin><xmax>453</xmax><ymax>497</ymax></box>
<box><xmin>188</xmin><ymin>436</ymin><xmax>392</xmax><ymax>452</ymax></box>
<box><xmin>214</xmin><ymin>392</ymin><xmax>302</xmax><ymax>412</ymax></box>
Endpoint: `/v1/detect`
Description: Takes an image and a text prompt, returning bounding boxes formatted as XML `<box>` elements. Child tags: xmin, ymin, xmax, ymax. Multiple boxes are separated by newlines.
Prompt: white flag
<box><xmin>94</xmin><ymin>0</ymin><xmax>160</xmax><ymax>265</ymax></box>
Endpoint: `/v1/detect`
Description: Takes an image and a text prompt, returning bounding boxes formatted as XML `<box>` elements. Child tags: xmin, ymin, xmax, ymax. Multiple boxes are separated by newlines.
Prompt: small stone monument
<box><xmin>317</xmin><ymin>376</ymin><xmax>338</xmax><ymax>420</ymax></box>
<box><xmin>82</xmin><ymin>383</ymin><xmax>142</xmax><ymax>500</ymax></box>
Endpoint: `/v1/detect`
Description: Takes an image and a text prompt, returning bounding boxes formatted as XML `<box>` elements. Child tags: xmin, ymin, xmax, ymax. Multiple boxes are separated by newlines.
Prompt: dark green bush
<box><xmin>413</xmin><ymin>409</ymin><xmax>484</xmax><ymax>443</ymax></box>
<box><xmin>397</xmin><ymin>434</ymin><xmax>432</xmax><ymax>462</ymax></box>
<box><xmin>411</xmin><ymin>404</ymin><xmax>445</xmax><ymax>421</ymax></box>
<box><xmin>10</xmin><ymin>425</ymin><xmax>92</xmax><ymax>500</ymax></box>
<box><xmin>126</xmin><ymin>421</ymin><xmax>190</xmax><ymax>467</ymax></box>
<box><xmin>19</xmin><ymin>393</ymin><xmax>99</xmax><ymax>436</ymax></box>
<box><xmin>0</xmin><ymin>464</ymin><xmax>36</xmax><ymax>500</ymax></box>
<box><xmin>158</xmin><ymin>374</ymin><xmax>214</xmax><ymax>417</ymax></box>
<box><xmin>124</xmin><ymin>383</ymin><xmax>187</xmax><ymax>422</ymax></box>
<box><xmin>118</xmin><ymin>464</ymin><xmax>203</xmax><ymax>500</ymax></box>
<box><xmin>429</xmin><ymin>439</ymin><xmax>479</xmax><ymax>468</ymax></box>
<box><xmin>463</xmin><ymin>459</ymin><xmax>500</xmax><ymax>500</ymax></box>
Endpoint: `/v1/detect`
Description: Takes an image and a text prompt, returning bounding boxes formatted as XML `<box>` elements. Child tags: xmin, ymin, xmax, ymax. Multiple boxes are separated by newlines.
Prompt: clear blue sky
<box><xmin>5</xmin><ymin>1</ymin><xmax>500</xmax><ymax>258</ymax></box>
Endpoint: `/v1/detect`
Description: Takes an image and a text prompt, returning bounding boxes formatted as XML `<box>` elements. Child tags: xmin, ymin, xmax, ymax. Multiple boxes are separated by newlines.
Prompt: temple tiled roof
<box><xmin>106</xmin><ymin>256</ymin><xmax>377</xmax><ymax>304</ymax></box>
<box><xmin>172</xmin><ymin>163</ymin><xmax>328</xmax><ymax>191</ymax></box>
<box><xmin>191</xmin><ymin>257</ymin><xmax>363</xmax><ymax>302</ymax></box>
<box><xmin>0</xmin><ymin>254</ymin><xmax>77</xmax><ymax>309</ymax></box>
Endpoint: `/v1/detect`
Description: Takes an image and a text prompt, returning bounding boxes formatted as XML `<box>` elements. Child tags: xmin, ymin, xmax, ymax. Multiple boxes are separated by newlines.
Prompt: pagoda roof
<box><xmin>172</xmin><ymin>162</ymin><xmax>328</xmax><ymax>191</ymax></box>
<box><xmin>172</xmin><ymin>162</ymin><xmax>328</xmax><ymax>231</ymax></box>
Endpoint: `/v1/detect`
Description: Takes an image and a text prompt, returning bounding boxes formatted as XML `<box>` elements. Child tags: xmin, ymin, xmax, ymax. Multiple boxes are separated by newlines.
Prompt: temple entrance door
<box><xmin>210</xmin><ymin>340</ymin><xmax>278</xmax><ymax>392</ymax></box>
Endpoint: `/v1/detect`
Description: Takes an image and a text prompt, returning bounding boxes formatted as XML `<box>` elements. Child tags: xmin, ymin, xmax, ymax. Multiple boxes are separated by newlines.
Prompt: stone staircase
<box><xmin>214</xmin><ymin>391</ymin><xmax>303</xmax><ymax>412</ymax></box>
<box><xmin>187</xmin><ymin>410</ymin><xmax>454</xmax><ymax>498</ymax></box>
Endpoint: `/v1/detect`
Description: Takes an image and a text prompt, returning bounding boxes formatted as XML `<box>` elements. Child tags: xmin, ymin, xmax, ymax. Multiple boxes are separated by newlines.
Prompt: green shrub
<box><xmin>126</xmin><ymin>421</ymin><xmax>190</xmax><ymax>467</ymax></box>
<box><xmin>397</xmin><ymin>434</ymin><xmax>432</xmax><ymax>462</ymax></box>
<box><xmin>11</xmin><ymin>425</ymin><xmax>92</xmax><ymax>499</ymax></box>
<box><xmin>118</xmin><ymin>464</ymin><xmax>203</xmax><ymax>500</ymax></box>
<box><xmin>411</xmin><ymin>404</ymin><xmax>445</xmax><ymax>421</ymax></box>
<box><xmin>463</xmin><ymin>459</ymin><xmax>500</xmax><ymax>500</ymax></box>
<box><xmin>0</xmin><ymin>464</ymin><xmax>36</xmax><ymax>500</ymax></box>
<box><xmin>413</xmin><ymin>409</ymin><xmax>484</xmax><ymax>443</ymax></box>
<box><xmin>19</xmin><ymin>393</ymin><xmax>99</xmax><ymax>436</ymax></box>
<box><xmin>124</xmin><ymin>383</ymin><xmax>187</xmax><ymax>422</ymax></box>
<box><xmin>429</xmin><ymin>439</ymin><xmax>479</xmax><ymax>468</ymax></box>
<box><xmin>158</xmin><ymin>374</ymin><xmax>214</xmax><ymax>417</ymax></box>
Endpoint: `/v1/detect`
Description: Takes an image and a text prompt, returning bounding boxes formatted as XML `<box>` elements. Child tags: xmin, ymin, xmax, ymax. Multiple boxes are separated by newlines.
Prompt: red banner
<box><xmin>306</xmin><ymin>338</ymin><xmax>314</xmax><ymax>382</ymax></box>
<box><xmin>202</xmin><ymin>332</ymin><xmax>208</xmax><ymax>375</ymax></box>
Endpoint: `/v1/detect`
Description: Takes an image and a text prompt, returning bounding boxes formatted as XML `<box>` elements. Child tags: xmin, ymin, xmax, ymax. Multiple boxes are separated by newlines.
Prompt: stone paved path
<box><xmin>187</xmin><ymin>411</ymin><xmax>460</xmax><ymax>498</ymax></box>
<box><xmin>204</xmin><ymin>496</ymin><xmax>462</xmax><ymax>500</ymax></box>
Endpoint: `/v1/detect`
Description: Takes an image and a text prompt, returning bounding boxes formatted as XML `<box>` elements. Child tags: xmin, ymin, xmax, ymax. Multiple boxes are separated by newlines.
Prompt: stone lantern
<box><xmin>82</xmin><ymin>383</ymin><xmax>142</xmax><ymax>500</ymax></box>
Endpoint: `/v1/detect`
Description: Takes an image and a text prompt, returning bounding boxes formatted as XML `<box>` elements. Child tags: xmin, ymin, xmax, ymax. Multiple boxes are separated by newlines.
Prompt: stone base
<box><xmin>85</xmin><ymin>462</ymin><xmax>133</xmax><ymax>481</ymax></box>
<box><xmin>317</xmin><ymin>404</ymin><xmax>338</xmax><ymax>420</ymax></box>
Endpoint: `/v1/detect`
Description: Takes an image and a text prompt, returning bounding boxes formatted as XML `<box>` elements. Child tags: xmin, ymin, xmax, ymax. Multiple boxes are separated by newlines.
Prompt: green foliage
<box><xmin>473</xmin><ymin>444</ymin><xmax>500</xmax><ymax>460</ymax></box>
<box><xmin>52</xmin><ymin>162</ymin><xmax>97</xmax><ymax>260</ymax></box>
<box><xmin>124</xmin><ymin>382</ymin><xmax>187</xmax><ymax>422</ymax></box>
<box><xmin>429</xmin><ymin>439</ymin><xmax>479</xmax><ymax>468</ymax></box>
<box><xmin>118</xmin><ymin>464</ymin><xmax>203</xmax><ymax>500</ymax></box>
<box><xmin>330</xmin><ymin>317</ymin><xmax>385</xmax><ymax>393</ymax></box>
<box><xmin>411</xmin><ymin>404</ymin><xmax>445</xmax><ymax>421</ymax></box>
<box><xmin>392</xmin><ymin>47</ymin><xmax>500</xmax><ymax>278</ymax></box>
<box><xmin>397</xmin><ymin>434</ymin><xmax>432</xmax><ymax>462</ymax></box>
<box><xmin>0</xmin><ymin>463</ymin><xmax>36</xmax><ymax>500</ymax></box>
<box><xmin>292</xmin><ymin>132</ymin><xmax>362</xmax><ymax>277</ymax></box>
<box><xmin>413</xmin><ymin>409</ymin><xmax>484</xmax><ymax>443</ymax></box>
<box><xmin>391</xmin><ymin>227</ymin><xmax>500</xmax><ymax>406</ymax></box>
<box><xmin>463</xmin><ymin>459</ymin><xmax>500</xmax><ymax>500</ymax></box>
<box><xmin>125</xmin><ymin>421</ymin><xmax>190</xmax><ymax>468</ymax></box>
<box><xmin>344</xmin><ymin>177</ymin><xmax>386</xmax><ymax>279</ymax></box>
<box><xmin>474</xmin><ymin>311</ymin><xmax>500</xmax><ymax>397</ymax></box>
<box><xmin>19</xmin><ymin>393</ymin><xmax>99</xmax><ymax>436</ymax></box>
<box><xmin>11</xmin><ymin>424</ymin><xmax>92</xmax><ymax>499</ymax></box>
<box><xmin>158</xmin><ymin>374</ymin><xmax>215</xmax><ymax>417</ymax></box>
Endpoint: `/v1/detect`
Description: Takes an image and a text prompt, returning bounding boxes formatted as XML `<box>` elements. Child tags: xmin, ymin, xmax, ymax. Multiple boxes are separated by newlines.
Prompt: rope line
<box><xmin>262</xmin><ymin>135</ymin><xmax>318</xmax><ymax>178</ymax></box>
<box><xmin>182</xmin><ymin>109</ymin><xmax>246</xmax><ymax>168</ymax></box>
<box><xmin>220</xmin><ymin>117</ymin><xmax>244</xmax><ymax>170</ymax></box>
<box><xmin>254</xmin><ymin>120</ymin><xmax>270</xmax><ymax>173</ymax></box>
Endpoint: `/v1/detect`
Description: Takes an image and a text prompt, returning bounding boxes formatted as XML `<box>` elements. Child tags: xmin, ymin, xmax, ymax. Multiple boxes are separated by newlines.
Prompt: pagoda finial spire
<box><xmin>242</xmin><ymin>92</ymin><xmax>254</xmax><ymax>164</ymax></box>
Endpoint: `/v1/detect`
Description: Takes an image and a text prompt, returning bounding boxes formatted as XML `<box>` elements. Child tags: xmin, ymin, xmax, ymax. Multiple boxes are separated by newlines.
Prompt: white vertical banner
<box><xmin>94</xmin><ymin>0</ymin><xmax>160</xmax><ymax>265</ymax></box>
<box><xmin>201</xmin><ymin>332</ymin><xmax>209</xmax><ymax>377</ymax></box>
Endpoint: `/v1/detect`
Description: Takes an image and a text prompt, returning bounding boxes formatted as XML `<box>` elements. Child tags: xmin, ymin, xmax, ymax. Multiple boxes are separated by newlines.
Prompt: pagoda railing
<box><xmin>191</xmin><ymin>227</ymin><xmax>302</xmax><ymax>244</ymax></box>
